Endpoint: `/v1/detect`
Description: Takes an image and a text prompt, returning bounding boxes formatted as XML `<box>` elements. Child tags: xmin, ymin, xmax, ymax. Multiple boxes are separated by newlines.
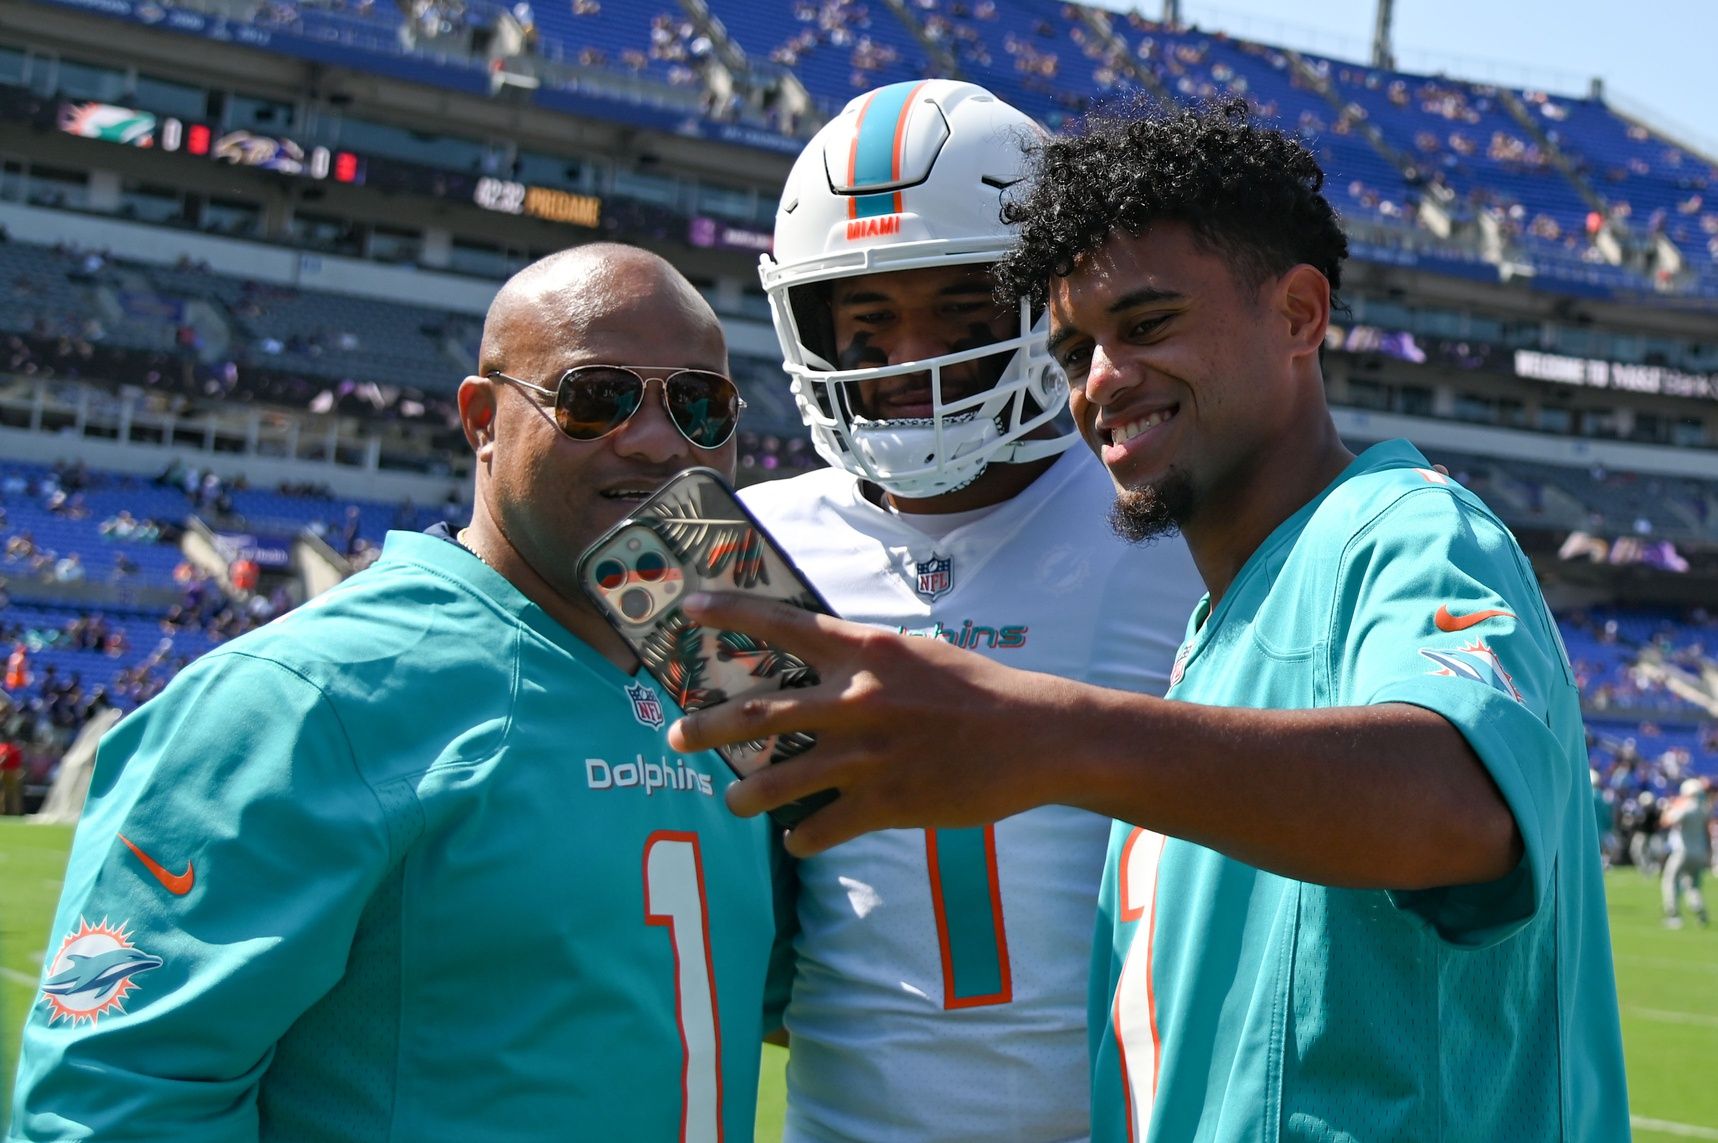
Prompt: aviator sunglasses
<box><xmin>486</xmin><ymin>365</ymin><xmax>747</xmax><ymax>449</ymax></box>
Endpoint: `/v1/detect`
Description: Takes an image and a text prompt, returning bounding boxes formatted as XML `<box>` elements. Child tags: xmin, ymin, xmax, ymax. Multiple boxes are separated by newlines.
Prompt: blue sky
<box><xmin>1091</xmin><ymin>0</ymin><xmax>1717</xmax><ymax>154</ymax></box>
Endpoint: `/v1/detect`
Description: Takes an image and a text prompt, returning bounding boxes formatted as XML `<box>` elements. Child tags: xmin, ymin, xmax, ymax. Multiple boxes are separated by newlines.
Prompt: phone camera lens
<box><xmin>619</xmin><ymin>587</ymin><xmax>655</xmax><ymax>621</ymax></box>
<box><xmin>634</xmin><ymin>550</ymin><xmax>668</xmax><ymax>582</ymax></box>
<box><xmin>595</xmin><ymin>558</ymin><xmax>627</xmax><ymax>591</ymax></box>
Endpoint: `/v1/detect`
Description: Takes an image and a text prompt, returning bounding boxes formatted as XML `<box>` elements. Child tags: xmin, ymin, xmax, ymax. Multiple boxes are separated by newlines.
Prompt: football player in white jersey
<box><xmin>743</xmin><ymin>79</ymin><xmax>1204</xmax><ymax>1142</ymax></box>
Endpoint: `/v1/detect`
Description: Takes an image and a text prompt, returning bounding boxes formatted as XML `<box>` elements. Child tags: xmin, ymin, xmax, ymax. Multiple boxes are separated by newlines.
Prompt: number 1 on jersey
<box><xmin>926</xmin><ymin>825</ymin><xmax>1012</xmax><ymax>1008</ymax></box>
<box><xmin>1113</xmin><ymin>827</ymin><xmax>1166</xmax><ymax>1141</ymax></box>
<box><xmin>644</xmin><ymin>831</ymin><xmax>723</xmax><ymax>1143</ymax></box>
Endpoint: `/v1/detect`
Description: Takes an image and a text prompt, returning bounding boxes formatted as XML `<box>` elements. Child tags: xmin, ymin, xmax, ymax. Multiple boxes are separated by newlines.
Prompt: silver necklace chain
<box><xmin>455</xmin><ymin>528</ymin><xmax>494</xmax><ymax>570</ymax></box>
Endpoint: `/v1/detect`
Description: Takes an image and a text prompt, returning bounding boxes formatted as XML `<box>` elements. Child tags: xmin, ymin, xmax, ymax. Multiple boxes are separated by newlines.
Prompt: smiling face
<box><xmin>1048</xmin><ymin>221</ymin><xmax>1338</xmax><ymax>549</ymax></box>
<box><xmin>465</xmin><ymin>249</ymin><xmax>734</xmax><ymax>620</ymax></box>
<box><xmin>829</xmin><ymin>263</ymin><xmax>1014</xmax><ymax>421</ymax></box>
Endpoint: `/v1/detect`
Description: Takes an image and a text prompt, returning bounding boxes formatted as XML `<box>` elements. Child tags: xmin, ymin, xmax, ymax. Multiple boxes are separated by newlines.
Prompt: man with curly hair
<box><xmin>674</xmin><ymin>99</ymin><xmax>1629</xmax><ymax>1140</ymax></box>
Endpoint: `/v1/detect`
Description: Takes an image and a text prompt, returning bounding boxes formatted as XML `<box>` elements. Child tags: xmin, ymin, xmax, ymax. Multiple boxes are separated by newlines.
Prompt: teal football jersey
<box><xmin>1090</xmin><ymin>441</ymin><xmax>1628</xmax><ymax>1142</ymax></box>
<box><xmin>10</xmin><ymin>531</ymin><xmax>790</xmax><ymax>1143</ymax></box>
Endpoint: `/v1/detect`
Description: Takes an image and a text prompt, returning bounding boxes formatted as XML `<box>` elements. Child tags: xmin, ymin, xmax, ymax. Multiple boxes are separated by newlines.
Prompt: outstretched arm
<box><xmin>668</xmin><ymin>594</ymin><xmax>1519</xmax><ymax>889</ymax></box>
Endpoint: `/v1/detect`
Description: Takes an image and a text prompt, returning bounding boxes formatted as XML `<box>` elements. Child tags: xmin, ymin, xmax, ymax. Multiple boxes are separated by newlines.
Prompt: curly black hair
<box><xmin>994</xmin><ymin>97</ymin><xmax>1348</xmax><ymax>312</ymax></box>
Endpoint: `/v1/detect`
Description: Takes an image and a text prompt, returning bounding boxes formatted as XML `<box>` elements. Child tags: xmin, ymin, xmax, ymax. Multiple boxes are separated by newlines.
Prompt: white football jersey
<box><xmin>742</xmin><ymin>448</ymin><xmax>1206</xmax><ymax>1143</ymax></box>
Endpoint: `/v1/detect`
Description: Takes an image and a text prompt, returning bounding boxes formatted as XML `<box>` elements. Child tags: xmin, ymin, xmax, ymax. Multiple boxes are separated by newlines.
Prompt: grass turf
<box><xmin>3</xmin><ymin>821</ymin><xmax>1710</xmax><ymax>1139</ymax></box>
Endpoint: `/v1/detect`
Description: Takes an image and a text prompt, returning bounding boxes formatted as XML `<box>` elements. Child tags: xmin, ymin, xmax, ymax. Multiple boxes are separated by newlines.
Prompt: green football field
<box><xmin>3</xmin><ymin>819</ymin><xmax>1712</xmax><ymax>1139</ymax></box>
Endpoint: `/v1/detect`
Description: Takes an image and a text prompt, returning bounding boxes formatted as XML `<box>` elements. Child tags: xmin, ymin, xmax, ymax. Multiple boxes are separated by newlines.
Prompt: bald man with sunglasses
<box><xmin>11</xmin><ymin>244</ymin><xmax>795</xmax><ymax>1143</ymax></box>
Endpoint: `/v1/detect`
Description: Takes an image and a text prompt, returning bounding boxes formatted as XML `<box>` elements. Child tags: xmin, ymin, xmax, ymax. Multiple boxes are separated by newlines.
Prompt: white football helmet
<box><xmin>760</xmin><ymin>79</ymin><xmax>1076</xmax><ymax>498</ymax></box>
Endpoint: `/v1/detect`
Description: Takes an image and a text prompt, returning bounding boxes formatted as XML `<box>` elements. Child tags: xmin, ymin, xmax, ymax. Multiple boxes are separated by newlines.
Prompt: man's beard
<box><xmin>1109</xmin><ymin>469</ymin><xmax>1194</xmax><ymax>544</ymax></box>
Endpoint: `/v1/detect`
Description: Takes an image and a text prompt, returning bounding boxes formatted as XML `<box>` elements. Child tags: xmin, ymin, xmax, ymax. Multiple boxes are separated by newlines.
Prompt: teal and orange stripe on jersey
<box><xmin>846</xmin><ymin>80</ymin><xmax>930</xmax><ymax>219</ymax></box>
<box><xmin>925</xmin><ymin>824</ymin><xmax>1013</xmax><ymax>1008</ymax></box>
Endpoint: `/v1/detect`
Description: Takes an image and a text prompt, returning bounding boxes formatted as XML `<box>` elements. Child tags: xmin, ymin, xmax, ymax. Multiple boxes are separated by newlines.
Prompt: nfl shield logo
<box><xmin>1168</xmin><ymin>642</ymin><xmax>1192</xmax><ymax>688</ymax></box>
<box><xmin>912</xmin><ymin>554</ymin><xmax>953</xmax><ymax>601</ymax></box>
<box><xmin>625</xmin><ymin>681</ymin><xmax>665</xmax><ymax>729</ymax></box>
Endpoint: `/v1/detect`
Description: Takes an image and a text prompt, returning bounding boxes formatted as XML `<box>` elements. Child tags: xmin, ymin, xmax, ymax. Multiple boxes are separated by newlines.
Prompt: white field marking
<box><xmin>1624</xmin><ymin>1006</ymin><xmax>1718</xmax><ymax>1028</ymax></box>
<box><xmin>1631</xmin><ymin>1116</ymin><xmax>1718</xmax><ymax>1140</ymax></box>
<box><xmin>1614</xmin><ymin>953</ymin><xmax>1718</xmax><ymax>975</ymax></box>
<box><xmin>2</xmin><ymin>966</ymin><xmax>39</xmax><ymax>988</ymax></box>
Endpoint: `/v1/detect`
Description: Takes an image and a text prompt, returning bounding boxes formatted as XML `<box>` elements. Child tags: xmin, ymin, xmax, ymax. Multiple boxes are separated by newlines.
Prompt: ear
<box><xmin>1277</xmin><ymin>263</ymin><xmax>1331</xmax><ymax>362</ymax></box>
<box><xmin>457</xmin><ymin>375</ymin><xmax>497</xmax><ymax>460</ymax></box>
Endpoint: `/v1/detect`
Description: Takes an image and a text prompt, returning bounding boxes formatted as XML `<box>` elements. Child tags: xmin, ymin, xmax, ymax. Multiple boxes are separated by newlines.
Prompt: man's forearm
<box><xmin>670</xmin><ymin>595</ymin><xmax>1524</xmax><ymax>882</ymax></box>
<box><xmin>1037</xmin><ymin>685</ymin><xmax>1523</xmax><ymax>890</ymax></box>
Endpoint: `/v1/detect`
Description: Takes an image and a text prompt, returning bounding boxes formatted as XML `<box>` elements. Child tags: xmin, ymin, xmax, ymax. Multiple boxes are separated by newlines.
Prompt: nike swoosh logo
<box><xmin>1434</xmin><ymin>605</ymin><xmax>1516</xmax><ymax>632</ymax></box>
<box><xmin>118</xmin><ymin>834</ymin><xmax>195</xmax><ymax>895</ymax></box>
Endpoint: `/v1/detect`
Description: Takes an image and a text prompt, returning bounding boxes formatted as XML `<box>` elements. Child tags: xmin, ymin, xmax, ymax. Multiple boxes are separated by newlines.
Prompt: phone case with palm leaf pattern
<box><xmin>576</xmin><ymin>467</ymin><xmax>838</xmax><ymax>828</ymax></box>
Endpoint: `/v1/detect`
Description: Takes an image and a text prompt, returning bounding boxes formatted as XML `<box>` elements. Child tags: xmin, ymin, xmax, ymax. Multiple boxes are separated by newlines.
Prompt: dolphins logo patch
<box><xmin>40</xmin><ymin>918</ymin><xmax>163</xmax><ymax>1025</ymax></box>
<box><xmin>1419</xmin><ymin>640</ymin><xmax>1523</xmax><ymax>704</ymax></box>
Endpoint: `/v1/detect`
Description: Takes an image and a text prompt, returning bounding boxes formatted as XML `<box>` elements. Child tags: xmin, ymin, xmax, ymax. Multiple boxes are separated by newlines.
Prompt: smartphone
<box><xmin>577</xmin><ymin>467</ymin><xmax>838</xmax><ymax>829</ymax></box>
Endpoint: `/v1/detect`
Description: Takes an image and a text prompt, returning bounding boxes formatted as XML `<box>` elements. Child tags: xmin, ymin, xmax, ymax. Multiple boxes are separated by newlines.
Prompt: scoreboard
<box><xmin>57</xmin><ymin>100</ymin><xmax>365</xmax><ymax>185</ymax></box>
<box><xmin>53</xmin><ymin>99</ymin><xmax>612</xmax><ymax>228</ymax></box>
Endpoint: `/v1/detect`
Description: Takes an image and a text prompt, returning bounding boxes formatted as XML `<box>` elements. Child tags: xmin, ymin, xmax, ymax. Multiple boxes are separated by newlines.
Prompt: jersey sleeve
<box><xmin>1327</xmin><ymin>488</ymin><xmax>1579</xmax><ymax>948</ymax></box>
<box><xmin>11</xmin><ymin>651</ymin><xmax>395</xmax><ymax>1142</ymax></box>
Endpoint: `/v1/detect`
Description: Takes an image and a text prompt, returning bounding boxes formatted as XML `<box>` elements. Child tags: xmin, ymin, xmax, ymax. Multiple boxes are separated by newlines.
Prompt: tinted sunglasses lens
<box><xmin>665</xmin><ymin>372</ymin><xmax>739</xmax><ymax>447</ymax></box>
<box><xmin>555</xmin><ymin>369</ymin><xmax>643</xmax><ymax>439</ymax></box>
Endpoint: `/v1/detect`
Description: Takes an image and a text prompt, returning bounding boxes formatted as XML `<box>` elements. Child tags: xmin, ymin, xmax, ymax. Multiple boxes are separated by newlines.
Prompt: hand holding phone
<box><xmin>577</xmin><ymin>468</ymin><xmax>838</xmax><ymax>828</ymax></box>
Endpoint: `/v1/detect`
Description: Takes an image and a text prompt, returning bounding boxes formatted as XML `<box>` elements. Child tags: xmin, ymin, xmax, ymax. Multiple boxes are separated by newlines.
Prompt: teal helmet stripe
<box><xmin>848</xmin><ymin>81</ymin><xmax>926</xmax><ymax>219</ymax></box>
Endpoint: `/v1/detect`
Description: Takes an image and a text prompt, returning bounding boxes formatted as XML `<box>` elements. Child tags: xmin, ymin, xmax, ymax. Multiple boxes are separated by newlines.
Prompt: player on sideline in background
<box><xmin>675</xmin><ymin>101</ymin><xmax>1630</xmax><ymax>1140</ymax></box>
<box><xmin>745</xmin><ymin>79</ymin><xmax>1203</xmax><ymax>1141</ymax></box>
<box><xmin>11</xmin><ymin>245</ymin><xmax>793</xmax><ymax>1142</ymax></box>
<box><xmin>1661</xmin><ymin>777</ymin><xmax>1711</xmax><ymax>928</ymax></box>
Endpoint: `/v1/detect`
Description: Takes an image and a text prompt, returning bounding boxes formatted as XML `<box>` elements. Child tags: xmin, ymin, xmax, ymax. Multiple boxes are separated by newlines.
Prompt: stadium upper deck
<box><xmin>5</xmin><ymin>0</ymin><xmax>1709</xmax><ymax>301</ymax></box>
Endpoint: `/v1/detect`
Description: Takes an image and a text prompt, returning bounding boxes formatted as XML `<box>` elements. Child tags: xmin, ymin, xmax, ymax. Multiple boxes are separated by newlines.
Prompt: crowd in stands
<box><xmin>1</xmin><ymin>461</ymin><xmax>181</xmax><ymax>590</ymax></box>
<box><xmin>1561</xmin><ymin>604</ymin><xmax>1718</xmax><ymax>896</ymax></box>
<box><xmin>3</xmin><ymin>450</ymin><xmax>1716</xmax><ymax>815</ymax></box>
<box><xmin>48</xmin><ymin>0</ymin><xmax>1712</xmax><ymax>287</ymax></box>
<box><xmin>738</xmin><ymin>3</ymin><xmax>1712</xmax><ymax>286</ymax></box>
<box><xmin>1</xmin><ymin>646</ymin><xmax>121</xmax><ymax>806</ymax></box>
<box><xmin>1592</xmin><ymin>725</ymin><xmax>1716</xmax><ymax>884</ymax></box>
<box><xmin>1562</xmin><ymin>606</ymin><xmax>1718</xmax><ymax>715</ymax></box>
<box><xmin>8</xmin><ymin>2</ymin><xmax>1716</xmax><ymax>297</ymax></box>
<box><xmin>768</xmin><ymin>0</ymin><xmax>907</xmax><ymax>93</ymax></box>
<box><xmin>644</xmin><ymin>11</ymin><xmax>710</xmax><ymax>79</ymax></box>
<box><xmin>0</xmin><ymin>456</ymin><xmax>459</xmax><ymax>802</ymax></box>
<box><xmin>0</xmin><ymin>240</ymin><xmax>467</xmax><ymax>439</ymax></box>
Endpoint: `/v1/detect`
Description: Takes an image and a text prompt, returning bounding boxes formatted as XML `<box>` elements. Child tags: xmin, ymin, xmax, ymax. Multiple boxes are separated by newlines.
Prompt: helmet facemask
<box><xmin>782</xmin><ymin>275</ymin><xmax>1068</xmax><ymax>498</ymax></box>
<box><xmin>760</xmin><ymin>80</ymin><xmax>1079</xmax><ymax>499</ymax></box>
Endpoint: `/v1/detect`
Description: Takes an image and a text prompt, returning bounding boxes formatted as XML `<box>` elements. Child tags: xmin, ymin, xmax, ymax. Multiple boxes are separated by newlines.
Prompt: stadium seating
<box><xmin>532</xmin><ymin>0</ymin><xmax>687</xmax><ymax>81</ymax></box>
<box><xmin>0</xmin><ymin>243</ymin><xmax>99</xmax><ymax>341</ymax></box>
<box><xmin>1526</xmin><ymin>93</ymin><xmax>1718</xmax><ymax>288</ymax></box>
<box><xmin>227</xmin><ymin>285</ymin><xmax>463</xmax><ymax>389</ymax></box>
<box><xmin>715</xmin><ymin>0</ymin><xmax>931</xmax><ymax>115</ymax></box>
<box><xmin>10</xmin><ymin>0</ymin><xmax>1718</xmax><ymax>297</ymax></box>
<box><xmin>3</xmin><ymin>601</ymin><xmax>219</xmax><ymax>709</ymax></box>
<box><xmin>1492</xmin><ymin>458</ymin><xmax>1718</xmax><ymax>541</ymax></box>
<box><xmin>903</xmin><ymin>0</ymin><xmax>1095</xmax><ymax>128</ymax></box>
<box><xmin>0</xmin><ymin>243</ymin><xmax>470</xmax><ymax>404</ymax></box>
<box><xmin>253</xmin><ymin>0</ymin><xmax>412</xmax><ymax>58</ymax></box>
<box><xmin>1205</xmin><ymin>41</ymin><xmax>1423</xmax><ymax>227</ymax></box>
<box><xmin>1589</xmin><ymin>715</ymin><xmax>1715</xmax><ymax>786</ymax></box>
